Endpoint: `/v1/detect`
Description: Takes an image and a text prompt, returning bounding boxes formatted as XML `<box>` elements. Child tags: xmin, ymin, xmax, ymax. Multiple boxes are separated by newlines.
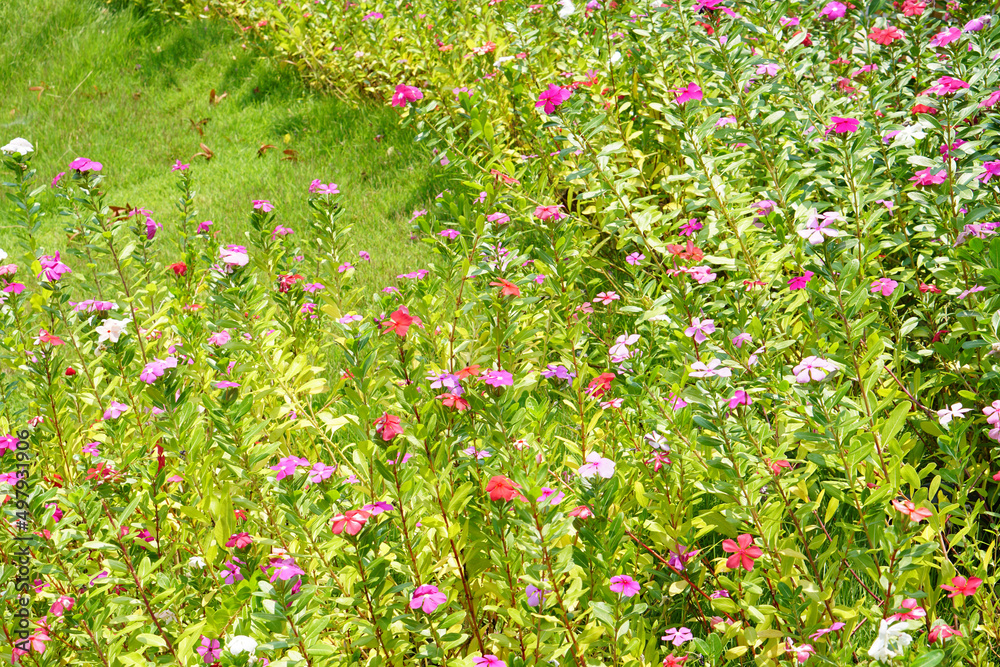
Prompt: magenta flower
<box><xmin>525</xmin><ymin>584</ymin><xmax>548</xmax><ymax>607</ymax></box>
<box><xmin>362</xmin><ymin>501</ymin><xmax>395</xmax><ymax>515</ymax></box>
<box><xmin>728</xmin><ymin>389</ymin><xmax>752</xmax><ymax>409</ymax></box>
<box><xmin>808</xmin><ymin>621</ymin><xmax>846</xmax><ymax>641</ymax></box>
<box><xmin>924</xmin><ymin>76</ymin><xmax>970</xmax><ymax>96</ymax></box>
<box><xmin>981</xmin><ymin>90</ymin><xmax>1000</xmax><ymax>109</ymax></box>
<box><xmin>534</xmin><ymin>204</ymin><xmax>564</xmax><ymax>221</ymax></box>
<box><xmin>392</xmin><ymin>84</ymin><xmax>423</xmax><ymax>108</ymax></box>
<box><xmin>308</xmin><ymin>462</ymin><xmax>337</xmax><ymax>483</ymax></box>
<box><xmin>439</xmin><ymin>229</ymin><xmax>460</xmax><ymax>239</ymax></box>
<box><xmin>473</xmin><ymin>657</ymin><xmax>507</xmax><ymax>667</ymax></box>
<box><xmin>958</xmin><ymin>284</ymin><xmax>986</xmax><ymax>300</ymax></box>
<box><xmin>788</xmin><ymin>271</ymin><xmax>814</xmax><ymax>290</ymax></box>
<box><xmin>472</xmin><ymin>654</ymin><xmax>507</xmax><ymax>667</ymax></box>
<box><xmin>38</xmin><ymin>252</ymin><xmax>71</xmax><ymax>282</ymax></box>
<box><xmin>82</xmin><ymin>442</ymin><xmax>100</xmax><ymax>456</ymax></box>
<box><xmin>818</xmin><ymin>1</ymin><xmax>846</xmax><ymax>19</ymax></box>
<box><xmin>196</xmin><ymin>636</ymin><xmax>221</xmax><ymax>663</ymax></box>
<box><xmin>684</xmin><ymin>317</ymin><xmax>715</xmax><ymax>343</ymax></box>
<box><xmin>870</xmin><ymin>278</ymin><xmax>898</xmax><ymax>297</ymax></box>
<box><xmin>755</xmin><ymin>63</ymin><xmax>781</xmax><ymax>76</ymax></box>
<box><xmin>271</xmin><ymin>455</ymin><xmax>310</xmax><ymax>481</ymax></box>
<box><xmin>626</xmin><ymin>251</ymin><xmax>645</xmax><ymax>265</ymax></box>
<box><xmin>410</xmin><ymin>584</ymin><xmax>447</xmax><ymax>613</ymax></box>
<box><xmin>828</xmin><ymin>116</ymin><xmax>859</xmax><ymax>134</ymax></box>
<box><xmin>662</xmin><ymin>627</ymin><xmax>694</xmax><ymax>646</ymax></box>
<box><xmin>215</xmin><ymin>381</ymin><xmax>240</xmax><ymax>389</ymax></box>
<box><xmin>911</xmin><ymin>168</ymin><xmax>948</xmax><ymax>186</ymax></box>
<box><xmin>978</xmin><ymin>161</ymin><xmax>1000</xmax><ymax>183</ymax></box>
<box><xmin>535</xmin><ymin>84</ymin><xmax>572</xmax><ymax>113</ymax></box>
<box><xmin>674</xmin><ymin>83</ymin><xmax>703</xmax><ymax>105</ymax></box>
<box><xmin>172</xmin><ymin>159</ymin><xmax>190</xmax><ymax>172</ymax></box>
<box><xmin>269</xmin><ymin>557</ymin><xmax>306</xmax><ymax>582</ymax></box>
<box><xmin>68</xmin><ymin>157</ymin><xmax>102</xmax><ymax>173</ymax></box>
<box><xmin>487</xmin><ymin>212</ymin><xmax>510</xmax><ymax>225</ymax></box>
<box><xmin>482</xmin><ymin>369</ymin><xmax>513</xmax><ymax>387</ymax></box>
<box><xmin>929</xmin><ymin>26</ymin><xmax>962</xmax><ymax>48</ymax></box>
<box><xmin>197</xmin><ymin>220</ymin><xmax>213</xmax><ymax>234</ymax></box>
<box><xmin>609</xmin><ymin>574</ymin><xmax>641</xmax><ymax>597</ymax></box>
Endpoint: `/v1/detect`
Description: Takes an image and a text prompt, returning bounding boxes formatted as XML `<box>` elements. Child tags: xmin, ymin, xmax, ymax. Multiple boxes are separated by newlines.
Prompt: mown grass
<box><xmin>0</xmin><ymin>0</ymin><xmax>440</xmax><ymax>292</ymax></box>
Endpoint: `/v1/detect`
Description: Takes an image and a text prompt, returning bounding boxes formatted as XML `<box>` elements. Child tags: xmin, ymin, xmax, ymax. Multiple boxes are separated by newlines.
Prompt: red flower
<box><xmin>918</xmin><ymin>282</ymin><xmax>941</xmax><ymax>294</ymax></box>
<box><xmin>168</xmin><ymin>262</ymin><xmax>188</xmax><ymax>276</ymax></box>
<box><xmin>277</xmin><ymin>273</ymin><xmax>304</xmax><ymax>293</ymax></box>
<box><xmin>383</xmin><ymin>306</ymin><xmax>415</xmax><ymax>337</ymax></box>
<box><xmin>486</xmin><ymin>475</ymin><xmax>522</xmax><ymax>501</ymax></box>
<box><xmin>569</xmin><ymin>505</ymin><xmax>594</xmax><ymax>518</ymax></box>
<box><xmin>374</xmin><ymin>413</ymin><xmax>403</xmax><ymax>441</ymax></box>
<box><xmin>490</xmin><ymin>169</ymin><xmax>520</xmax><ymax>185</ymax></box>
<box><xmin>911</xmin><ymin>104</ymin><xmax>937</xmax><ymax>115</ymax></box>
<box><xmin>792</xmin><ymin>31</ymin><xmax>812</xmax><ymax>46</ymax></box>
<box><xmin>331</xmin><ymin>509</ymin><xmax>371</xmax><ymax>536</ymax></box>
<box><xmin>65</xmin><ymin>367</ymin><xmax>77</xmax><ymax>376</ymax></box>
<box><xmin>456</xmin><ymin>364</ymin><xmax>482</xmax><ymax>379</ymax></box>
<box><xmin>695</xmin><ymin>20</ymin><xmax>714</xmax><ymax>35</ymax></box>
<box><xmin>869</xmin><ymin>26</ymin><xmax>904</xmax><ymax>45</ymax></box>
<box><xmin>721</xmin><ymin>533</ymin><xmax>763</xmax><ymax>571</ymax></box>
<box><xmin>665</xmin><ymin>240</ymin><xmax>704</xmax><ymax>262</ymax></box>
<box><xmin>931</xmin><ymin>329</ymin><xmax>949</xmax><ymax>343</ymax></box>
<box><xmin>586</xmin><ymin>372</ymin><xmax>615</xmax><ymax>397</ymax></box>
<box><xmin>438</xmin><ymin>392</ymin><xmax>470</xmax><ymax>411</ymax></box>
<box><xmin>490</xmin><ymin>278</ymin><xmax>521</xmax><ymax>297</ymax></box>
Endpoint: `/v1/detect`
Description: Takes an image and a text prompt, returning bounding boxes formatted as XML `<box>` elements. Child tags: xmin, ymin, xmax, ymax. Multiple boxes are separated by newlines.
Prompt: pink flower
<box><xmin>870</xmin><ymin>277</ymin><xmax>898</xmax><ymax>297</ymax></box>
<box><xmin>891</xmin><ymin>499</ymin><xmax>933</xmax><ymax>522</ymax></box>
<box><xmin>755</xmin><ymin>63</ymin><xmax>780</xmax><ymax>76</ymax></box>
<box><xmin>626</xmin><ymin>251</ymin><xmax>646</xmax><ymax>265</ymax></box>
<box><xmin>482</xmin><ymin>369</ymin><xmax>513</xmax><ymax>387</ymax></box>
<box><xmin>732</xmin><ymin>333</ymin><xmax>752</xmax><ymax>348</ymax></box>
<box><xmin>392</xmin><ymin>84</ymin><xmax>423</xmax><ymax>107</ymax></box>
<box><xmin>923</xmin><ymin>76</ymin><xmax>970</xmax><ymax>96</ymax></box>
<box><xmin>68</xmin><ymin>157</ymin><xmax>102</xmax><ymax>173</ymax></box>
<box><xmin>978</xmin><ymin>161</ymin><xmax>1000</xmax><ymax>183</ymax></box>
<box><xmin>929</xmin><ymin>26</ymin><xmax>962</xmax><ymax>48</ymax></box>
<box><xmin>410</xmin><ymin>584</ymin><xmax>447</xmax><ymax>613</ymax></box>
<box><xmin>785</xmin><ymin>641</ymin><xmax>815</xmax><ymax>664</ymax></box>
<box><xmin>38</xmin><ymin>252</ymin><xmax>71</xmax><ymax>282</ymax></box>
<box><xmin>728</xmin><ymin>390</ymin><xmax>752</xmax><ymax>410</ymax></box>
<box><xmin>887</xmin><ymin>598</ymin><xmax>926</xmax><ymax>622</ymax></box>
<box><xmin>308</xmin><ymin>462</ymin><xmax>337</xmax><ymax>483</ymax></box>
<box><xmin>271</xmin><ymin>455</ymin><xmax>310</xmax><ymax>481</ymax></box>
<box><xmin>579</xmin><ymin>452</ymin><xmax>615</xmax><ymax>479</ymax></box>
<box><xmin>609</xmin><ymin>574</ymin><xmax>641</xmax><ymax>597</ymax></box>
<box><xmin>941</xmin><ymin>575</ymin><xmax>982</xmax><ymax>598</ymax></box>
<box><xmin>911</xmin><ymin>167</ymin><xmax>948</xmax><ymax>186</ymax></box>
<box><xmin>721</xmin><ymin>533</ymin><xmax>763</xmax><ymax>571</ymax></box>
<box><xmin>788</xmin><ymin>271</ymin><xmax>814</xmax><ymax>290</ymax></box>
<box><xmin>980</xmin><ymin>90</ymin><xmax>1000</xmax><ymax>109</ymax></box>
<box><xmin>49</xmin><ymin>596</ymin><xmax>74</xmax><ymax>617</ymax></box>
<box><xmin>473</xmin><ymin>656</ymin><xmax>507</xmax><ymax>667</ymax></box>
<box><xmin>819</xmin><ymin>1</ymin><xmax>846</xmax><ymax>19</ymax></box>
<box><xmin>172</xmin><ymin>159</ymin><xmax>189</xmax><ymax>172</ymax></box>
<box><xmin>685</xmin><ymin>317</ymin><xmax>715</xmax><ymax>343</ymax></box>
<box><xmin>958</xmin><ymin>284</ymin><xmax>986</xmax><ymax>300</ymax></box>
<box><xmin>251</xmin><ymin>199</ymin><xmax>274</xmax><ymax>212</ymax></box>
<box><xmin>929</xmin><ymin>623</ymin><xmax>963</xmax><ymax>643</ymax></box>
<box><xmin>226</xmin><ymin>532</ymin><xmax>253</xmax><ymax>549</ymax></box>
<box><xmin>534</xmin><ymin>204</ymin><xmax>564</xmax><ymax>221</ymax></box>
<box><xmin>331</xmin><ymin>509</ymin><xmax>371</xmax><ymax>535</ymax></box>
<box><xmin>792</xmin><ymin>356</ymin><xmax>838</xmax><ymax>383</ymax></box>
<box><xmin>662</xmin><ymin>627</ymin><xmax>693</xmax><ymax>646</ymax></box>
<box><xmin>535</xmin><ymin>84</ymin><xmax>573</xmax><ymax>113</ymax></box>
<box><xmin>828</xmin><ymin>116</ymin><xmax>859</xmax><ymax>134</ymax></box>
<box><xmin>208</xmin><ymin>330</ymin><xmax>231</xmax><ymax>345</ymax></box>
<box><xmin>595</xmin><ymin>291</ymin><xmax>620</xmax><ymax>304</ymax></box>
<box><xmin>674</xmin><ymin>83</ymin><xmax>703</xmax><ymax>105</ymax></box>
<box><xmin>808</xmin><ymin>622</ymin><xmax>845</xmax><ymax>640</ymax></box>
<box><xmin>103</xmin><ymin>401</ymin><xmax>129</xmax><ymax>420</ymax></box>
<box><xmin>359</xmin><ymin>250</ymin><xmax>371</xmax><ymax>261</ymax></box>
<box><xmin>196</xmin><ymin>636</ymin><xmax>221</xmax><ymax>663</ymax></box>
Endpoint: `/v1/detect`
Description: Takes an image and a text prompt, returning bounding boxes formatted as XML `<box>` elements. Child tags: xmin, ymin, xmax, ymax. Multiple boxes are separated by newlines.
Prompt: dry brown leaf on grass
<box><xmin>282</xmin><ymin>149</ymin><xmax>300</xmax><ymax>162</ymax></box>
<box><xmin>29</xmin><ymin>82</ymin><xmax>47</xmax><ymax>101</ymax></box>
<box><xmin>189</xmin><ymin>118</ymin><xmax>210</xmax><ymax>136</ymax></box>
<box><xmin>208</xmin><ymin>89</ymin><xmax>228</xmax><ymax>105</ymax></box>
<box><xmin>257</xmin><ymin>144</ymin><xmax>276</xmax><ymax>157</ymax></box>
<box><xmin>192</xmin><ymin>143</ymin><xmax>214</xmax><ymax>161</ymax></box>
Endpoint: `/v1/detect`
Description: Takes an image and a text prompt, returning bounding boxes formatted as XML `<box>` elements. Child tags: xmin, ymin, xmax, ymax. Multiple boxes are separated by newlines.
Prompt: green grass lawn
<box><xmin>0</xmin><ymin>0</ymin><xmax>439</xmax><ymax>292</ymax></box>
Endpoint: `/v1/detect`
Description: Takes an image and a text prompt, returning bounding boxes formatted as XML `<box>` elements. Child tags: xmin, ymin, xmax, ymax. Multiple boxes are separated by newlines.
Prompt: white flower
<box><xmin>154</xmin><ymin>609</ymin><xmax>177</xmax><ymax>624</ymax></box>
<box><xmin>891</xmin><ymin>123</ymin><xmax>929</xmax><ymax>148</ymax></box>
<box><xmin>0</xmin><ymin>248</ymin><xmax>7</xmax><ymax>261</ymax></box>
<box><xmin>689</xmin><ymin>358</ymin><xmax>732</xmax><ymax>378</ymax></box>
<box><xmin>187</xmin><ymin>556</ymin><xmax>206</xmax><ymax>569</ymax></box>
<box><xmin>868</xmin><ymin>620</ymin><xmax>915</xmax><ymax>662</ymax></box>
<box><xmin>557</xmin><ymin>0</ymin><xmax>576</xmax><ymax>17</ymax></box>
<box><xmin>226</xmin><ymin>635</ymin><xmax>258</xmax><ymax>656</ymax></box>
<box><xmin>95</xmin><ymin>319</ymin><xmax>129</xmax><ymax>343</ymax></box>
<box><xmin>798</xmin><ymin>209</ymin><xmax>844</xmax><ymax>245</ymax></box>
<box><xmin>937</xmin><ymin>402</ymin><xmax>971</xmax><ymax>428</ymax></box>
<box><xmin>1</xmin><ymin>138</ymin><xmax>33</xmax><ymax>155</ymax></box>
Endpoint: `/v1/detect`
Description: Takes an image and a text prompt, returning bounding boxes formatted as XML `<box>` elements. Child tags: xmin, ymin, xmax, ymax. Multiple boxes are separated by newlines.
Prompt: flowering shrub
<box><xmin>4</xmin><ymin>0</ymin><xmax>1000</xmax><ymax>663</ymax></box>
